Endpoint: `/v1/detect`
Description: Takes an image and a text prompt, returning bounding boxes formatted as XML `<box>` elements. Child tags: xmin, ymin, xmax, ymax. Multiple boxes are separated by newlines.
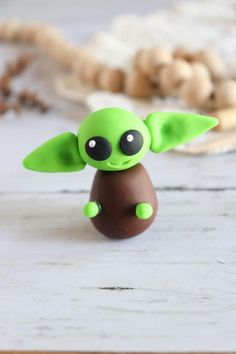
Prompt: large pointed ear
<box><xmin>144</xmin><ymin>112</ymin><xmax>218</xmax><ymax>153</ymax></box>
<box><xmin>23</xmin><ymin>132</ymin><xmax>86</xmax><ymax>172</ymax></box>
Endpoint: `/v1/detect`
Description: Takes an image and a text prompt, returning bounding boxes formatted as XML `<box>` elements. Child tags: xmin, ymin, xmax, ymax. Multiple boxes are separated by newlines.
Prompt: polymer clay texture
<box><xmin>90</xmin><ymin>163</ymin><xmax>158</xmax><ymax>239</ymax></box>
<box><xmin>145</xmin><ymin>112</ymin><xmax>218</xmax><ymax>153</ymax></box>
<box><xmin>23</xmin><ymin>132</ymin><xmax>85</xmax><ymax>172</ymax></box>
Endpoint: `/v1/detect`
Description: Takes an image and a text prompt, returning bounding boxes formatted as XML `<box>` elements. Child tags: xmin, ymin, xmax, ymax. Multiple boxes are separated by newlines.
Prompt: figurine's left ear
<box><xmin>23</xmin><ymin>132</ymin><xmax>86</xmax><ymax>172</ymax></box>
<box><xmin>144</xmin><ymin>112</ymin><xmax>218</xmax><ymax>153</ymax></box>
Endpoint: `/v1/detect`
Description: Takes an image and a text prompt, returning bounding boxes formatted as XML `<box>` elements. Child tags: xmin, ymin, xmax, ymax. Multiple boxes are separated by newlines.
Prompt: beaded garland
<box><xmin>1</xmin><ymin>20</ymin><xmax>236</xmax><ymax>117</ymax></box>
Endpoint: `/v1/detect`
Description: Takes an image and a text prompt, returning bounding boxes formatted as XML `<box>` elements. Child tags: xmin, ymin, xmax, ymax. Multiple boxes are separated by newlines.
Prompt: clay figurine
<box><xmin>23</xmin><ymin>108</ymin><xmax>218</xmax><ymax>239</ymax></box>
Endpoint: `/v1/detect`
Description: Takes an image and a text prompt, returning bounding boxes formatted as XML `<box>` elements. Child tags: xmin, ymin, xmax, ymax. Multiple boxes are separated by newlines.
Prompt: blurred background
<box><xmin>0</xmin><ymin>0</ymin><xmax>174</xmax><ymax>41</ymax></box>
<box><xmin>0</xmin><ymin>0</ymin><xmax>235</xmax><ymax>188</ymax></box>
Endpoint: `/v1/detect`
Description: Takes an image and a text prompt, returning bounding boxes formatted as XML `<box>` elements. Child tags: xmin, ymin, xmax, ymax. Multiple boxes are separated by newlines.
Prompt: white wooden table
<box><xmin>0</xmin><ymin>1</ymin><xmax>236</xmax><ymax>352</ymax></box>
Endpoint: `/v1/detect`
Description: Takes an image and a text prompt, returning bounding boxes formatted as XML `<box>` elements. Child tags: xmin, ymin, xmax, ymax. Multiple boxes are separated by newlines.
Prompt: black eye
<box><xmin>85</xmin><ymin>136</ymin><xmax>112</xmax><ymax>161</ymax></box>
<box><xmin>120</xmin><ymin>130</ymin><xmax>143</xmax><ymax>156</ymax></box>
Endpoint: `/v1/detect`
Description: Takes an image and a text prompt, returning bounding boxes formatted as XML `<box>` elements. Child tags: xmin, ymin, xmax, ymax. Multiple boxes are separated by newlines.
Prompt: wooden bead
<box><xmin>35</xmin><ymin>26</ymin><xmax>63</xmax><ymax>49</ymax></box>
<box><xmin>98</xmin><ymin>68</ymin><xmax>125</xmax><ymax>92</ymax></box>
<box><xmin>201</xmin><ymin>95</ymin><xmax>217</xmax><ymax>112</ymax></box>
<box><xmin>68</xmin><ymin>48</ymin><xmax>92</xmax><ymax>71</ymax></box>
<box><xmin>191</xmin><ymin>62</ymin><xmax>210</xmax><ymax>79</ymax></box>
<box><xmin>56</xmin><ymin>47</ymin><xmax>88</xmax><ymax>69</ymax></box>
<box><xmin>124</xmin><ymin>71</ymin><xmax>152</xmax><ymax>98</ymax></box>
<box><xmin>48</xmin><ymin>41</ymin><xmax>84</xmax><ymax>68</ymax></box>
<box><xmin>211</xmin><ymin>108</ymin><xmax>236</xmax><ymax>131</ymax></box>
<box><xmin>159</xmin><ymin>59</ymin><xmax>193</xmax><ymax>96</ymax></box>
<box><xmin>16</xmin><ymin>23</ymin><xmax>41</xmax><ymax>43</ymax></box>
<box><xmin>180</xmin><ymin>77</ymin><xmax>213</xmax><ymax>107</ymax></box>
<box><xmin>169</xmin><ymin>60</ymin><xmax>193</xmax><ymax>85</ymax></box>
<box><xmin>133</xmin><ymin>47</ymin><xmax>172</xmax><ymax>76</ymax></box>
<box><xmin>133</xmin><ymin>49</ymin><xmax>152</xmax><ymax>75</ymax></box>
<box><xmin>56</xmin><ymin>44</ymin><xmax>78</xmax><ymax>68</ymax></box>
<box><xmin>78</xmin><ymin>60</ymin><xmax>105</xmax><ymax>86</ymax></box>
<box><xmin>173</xmin><ymin>46</ymin><xmax>195</xmax><ymax>62</ymax></box>
<box><xmin>149</xmin><ymin>47</ymin><xmax>172</xmax><ymax>73</ymax></box>
<box><xmin>158</xmin><ymin>66</ymin><xmax>173</xmax><ymax>96</ymax></box>
<box><xmin>46</xmin><ymin>40</ymin><xmax>66</xmax><ymax>62</ymax></box>
<box><xmin>80</xmin><ymin>61</ymin><xmax>101</xmax><ymax>86</ymax></box>
<box><xmin>195</xmin><ymin>49</ymin><xmax>225</xmax><ymax>80</ymax></box>
<box><xmin>214</xmin><ymin>80</ymin><xmax>236</xmax><ymax>109</ymax></box>
<box><xmin>0</xmin><ymin>20</ymin><xmax>23</xmax><ymax>41</ymax></box>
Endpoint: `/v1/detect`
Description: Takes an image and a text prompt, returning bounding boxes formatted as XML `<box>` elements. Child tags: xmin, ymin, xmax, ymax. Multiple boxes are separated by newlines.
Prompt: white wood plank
<box><xmin>1</xmin><ymin>113</ymin><xmax>236</xmax><ymax>193</ymax></box>
<box><xmin>0</xmin><ymin>191</ymin><xmax>235</xmax><ymax>351</ymax></box>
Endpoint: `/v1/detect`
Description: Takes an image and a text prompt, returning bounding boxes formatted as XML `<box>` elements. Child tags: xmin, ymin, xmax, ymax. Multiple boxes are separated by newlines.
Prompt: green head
<box><xmin>78</xmin><ymin>108</ymin><xmax>150</xmax><ymax>171</ymax></box>
<box><xmin>23</xmin><ymin>107</ymin><xmax>218</xmax><ymax>173</ymax></box>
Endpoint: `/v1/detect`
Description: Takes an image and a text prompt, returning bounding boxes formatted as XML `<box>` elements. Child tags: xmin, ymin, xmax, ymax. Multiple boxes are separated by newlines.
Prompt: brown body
<box><xmin>90</xmin><ymin>163</ymin><xmax>158</xmax><ymax>239</ymax></box>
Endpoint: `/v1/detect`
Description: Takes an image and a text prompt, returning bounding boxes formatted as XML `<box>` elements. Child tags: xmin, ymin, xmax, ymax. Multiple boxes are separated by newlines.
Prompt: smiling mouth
<box><xmin>107</xmin><ymin>159</ymin><xmax>131</xmax><ymax>168</ymax></box>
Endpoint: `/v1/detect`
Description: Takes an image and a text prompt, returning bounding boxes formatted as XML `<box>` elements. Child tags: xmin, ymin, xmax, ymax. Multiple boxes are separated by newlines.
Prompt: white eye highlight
<box><xmin>89</xmin><ymin>140</ymin><xmax>96</xmax><ymax>148</ymax></box>
<box><xmin>127</xmin><ymin>134</ymin><xmax>134</xmax><ymax>142</ymax></box>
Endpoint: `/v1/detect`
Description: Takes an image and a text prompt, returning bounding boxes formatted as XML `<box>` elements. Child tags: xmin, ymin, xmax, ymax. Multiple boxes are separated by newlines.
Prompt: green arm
<box><xmin>23</xmin><ymin>132</ymin><xmax>86</xmax><ymax>172</ymax></box>
<box><xmin>83</xmin><ymin>201</ymin><xmax>101</xmax><ymax>218</ymax></box>
<box><xmin>136</xmin><ymin>203</ymin><xmax>153</xmax><ymax>220</ymax></box>
<box><xmin>145</xmin><ymin>112</ymin><xmax>218</xmax><ymax>153</ymax></box>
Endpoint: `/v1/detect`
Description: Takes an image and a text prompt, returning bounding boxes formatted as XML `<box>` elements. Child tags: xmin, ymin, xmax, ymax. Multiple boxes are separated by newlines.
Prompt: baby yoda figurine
<box><xmin>23</xmin><ymin>108</ymin><xmax>218</xmax><ymax>239</ymax></box>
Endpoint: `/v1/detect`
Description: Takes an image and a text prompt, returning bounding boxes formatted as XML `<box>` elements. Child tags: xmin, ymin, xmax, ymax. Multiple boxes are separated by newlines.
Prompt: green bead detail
<box><xmin>136</xmin><ymin>203</ymin><xmax>153</xmax><ymax>220</ymax></box>
<box><xmin>83</xmin><ymin>201</ymin><xmax>101</xmax><ymax>218</ymax></box>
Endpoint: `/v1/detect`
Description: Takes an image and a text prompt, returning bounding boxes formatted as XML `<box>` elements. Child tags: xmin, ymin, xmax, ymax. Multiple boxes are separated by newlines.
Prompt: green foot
<box><xmin>83</xmin><ymin>201</ymin><xmax>101</xmax><ymax>218</ymax></box>
<box><xmin>136</xmin><ymin>202</ymin><xmax>153</xmax><ymax>220</ymax></box>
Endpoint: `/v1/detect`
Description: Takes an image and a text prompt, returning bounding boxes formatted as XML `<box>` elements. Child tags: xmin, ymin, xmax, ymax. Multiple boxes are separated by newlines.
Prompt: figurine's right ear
<box><xmin>144</xmin><ymin>112</ymin><xmax>218</xmax><ymax>153</ymax></box>
<box><xmin>23</xmin><ymin>132</ymin><xmax>86</xmax><ymax>172</ymax></box>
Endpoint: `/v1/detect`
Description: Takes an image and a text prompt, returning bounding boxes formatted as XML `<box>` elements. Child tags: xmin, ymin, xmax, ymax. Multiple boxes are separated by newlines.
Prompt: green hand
<box><xmin>136</xmin><ymin>202</ymin><xmax>153</xmax><ymax>220</ymax></box>
<box><xmin>83</xmin><ymin>201</ymin><xmax>101</xmax><ymax>218</ymax></box>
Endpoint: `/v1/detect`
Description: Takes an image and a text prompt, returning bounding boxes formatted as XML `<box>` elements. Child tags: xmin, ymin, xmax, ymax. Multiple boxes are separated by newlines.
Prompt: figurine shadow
<box><xmin>51</xmin><ymin>219</ymin><xmax>110</xmax><ymax>243</ymax></box>
<box><xmin>5</xmin><ymin>195</ymin><xmax>123</xmax><ymax>244</ymax></box>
